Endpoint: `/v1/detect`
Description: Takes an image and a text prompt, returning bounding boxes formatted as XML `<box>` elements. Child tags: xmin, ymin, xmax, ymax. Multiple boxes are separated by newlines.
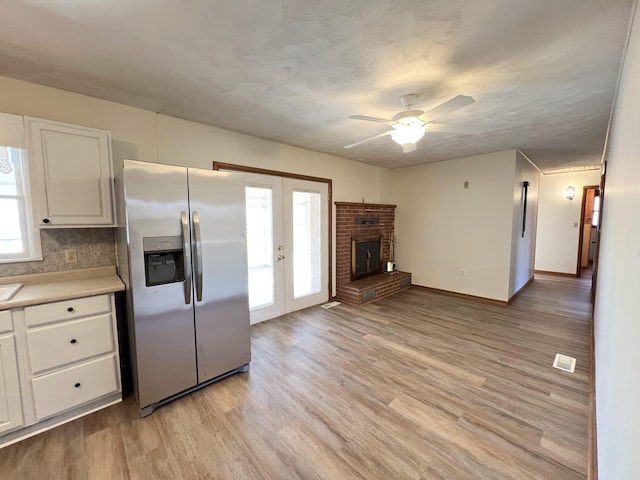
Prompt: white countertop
<box><xmin>0</xmin><ymin>266</ymin><xmax>125</xmax><ymax>309</ymax></box>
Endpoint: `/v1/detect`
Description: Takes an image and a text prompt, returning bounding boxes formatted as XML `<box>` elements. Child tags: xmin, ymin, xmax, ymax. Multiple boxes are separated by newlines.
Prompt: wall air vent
<box><xmin>362</xmin><ymin>290</ymin><xmax>376</xmax><ymax>302</ymax></box>
<box><xmin>553</xmin><ymin>353</ymin><xmax>577</xmax><ymax>373</ymax></box>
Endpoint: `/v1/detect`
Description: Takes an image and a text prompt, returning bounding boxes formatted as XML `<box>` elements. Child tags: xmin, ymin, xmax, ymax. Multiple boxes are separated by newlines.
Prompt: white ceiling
<box><xmin>0</xmin><ymin>0</ymin><xmax>633</xmax><ymax>170</ymax></box>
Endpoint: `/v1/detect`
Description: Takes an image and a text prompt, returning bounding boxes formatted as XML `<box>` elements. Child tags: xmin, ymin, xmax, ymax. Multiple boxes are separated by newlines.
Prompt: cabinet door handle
<box><xmin>74</xmin><ymin>383</ymin><xmax>82</xmax><ymax>388</ymax></box>
<box><xmin>67</xmin><ymin>307</ymin><xmax>75</xmax><ymax>313</ymax></box>
<box><xmin>42</xmin><ymin>218</ymin><xmax>50</xmax><ymax>224</ymax></box>
<box><xmin>69</xmin><ymin>338</ymin><xmax>78</xmax><ymax>345</ymax></box>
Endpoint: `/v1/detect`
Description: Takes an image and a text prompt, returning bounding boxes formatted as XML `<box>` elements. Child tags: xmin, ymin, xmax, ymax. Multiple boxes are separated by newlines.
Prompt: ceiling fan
<box><xmin>345</xmin><ymin>94</ymin><xmax>476</xmax><ymax>153</ymax></box>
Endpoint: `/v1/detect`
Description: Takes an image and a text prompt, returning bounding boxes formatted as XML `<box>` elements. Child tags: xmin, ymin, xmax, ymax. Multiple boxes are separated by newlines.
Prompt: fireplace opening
<box><xmin>351</xmin><ymin>235</ymin><xmax>383</xmax><ymax>280</ymax></box>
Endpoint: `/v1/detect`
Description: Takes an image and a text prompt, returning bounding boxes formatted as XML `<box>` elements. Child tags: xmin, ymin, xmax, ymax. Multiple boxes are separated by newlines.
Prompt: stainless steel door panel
<box><xmin>121</xmin><ymin>160</ymin><xmax>197</xmax><ymax>408</ymax></box>
<box><xmin>187</xmin><ymin>168</ymin><xmax>251</xmax><ymax>383</ymax></box>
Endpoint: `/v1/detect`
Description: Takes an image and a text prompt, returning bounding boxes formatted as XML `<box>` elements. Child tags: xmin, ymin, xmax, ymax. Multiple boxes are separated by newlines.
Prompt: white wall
<box><xmin>0</xmin><ymin>76</ymin><xmax>158</xmax><ymax>170</ymax></box>
<box><xmin>0</xmin><ymin>75</ymin><xmax>389</xmax><ymax>295</ymax></box>
<box><xmin>156</xmin><ymin>115</ymin><xmax>386</xmax><ymax>206</ymax></box>
<box><xmin>508</xmin><ymin>151</ymin><xmax>540</xmax><ymax>297</ymax></box>
<box><xmin>594</xmin><ymin>2</ymin><xmax>640</xmax><ymax>478</ymax></box>
<box><xmin>534</xmin><ymin>170</ymin><xmax>601</xmax><ymax>274</ymax></box>
<box><xmin>387</xmin><ymin>150</ymin><xmax>517</xmax><ymax>302</ymax></box>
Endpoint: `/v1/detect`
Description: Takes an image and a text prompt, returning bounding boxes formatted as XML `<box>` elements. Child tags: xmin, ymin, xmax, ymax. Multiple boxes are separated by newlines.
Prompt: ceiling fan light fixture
<box><xmin>391</xmin><ymin>123</ymin><xmax>426</xmax><ymax>145</ymax></box>
<box><xmin>346</xmin><ymin>94</ymin><xmax>475</xmax><ymax>151</ymax></box>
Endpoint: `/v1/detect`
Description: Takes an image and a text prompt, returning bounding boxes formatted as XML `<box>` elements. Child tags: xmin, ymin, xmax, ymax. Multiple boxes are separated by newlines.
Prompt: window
<box><xmin>245</xmin><ymin>186</ymin><xmax>275</xmax><ymax>309</ymax></box>
<box><xmin>292</xmin><ymin>190</ymin><xmax>322</xmax><ymax>299</ymax></box>
<box><xmin>0</xmin><ymin>146</ymin><xmax>41</xmax><ymax>263</ymax></box>
<box><xmin>592</xmin><ymin>194</ymin><xmax>601</xmax><ymax>228</ymax></box>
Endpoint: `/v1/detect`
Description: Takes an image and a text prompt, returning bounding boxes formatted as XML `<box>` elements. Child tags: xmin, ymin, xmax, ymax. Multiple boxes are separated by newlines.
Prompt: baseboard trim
<box><xmin>508</xmin><ymin>276</ymin><xmax>534</xmax><ymax>304</ymax></box>
<box><xmin>534</xmin><ymin>269</ymin><xmax>579</xmax><ymax>278</ymax></box>
<box><xmin>589</xmin><ymin>314</ymin><xmax>598</xmax><ymax>479</ymax></box>
<box><xmin>410</xmin><ymin>284</ymin><xmax>508</xmax><ymax>306</ymax></box>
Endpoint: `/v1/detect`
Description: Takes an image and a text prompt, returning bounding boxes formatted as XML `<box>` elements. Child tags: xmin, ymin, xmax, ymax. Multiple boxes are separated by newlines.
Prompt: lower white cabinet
<box><xmin>0</xmin><ymin>293</ymin><xmax>121</xmax><ymax>446</ymax></box>
<box><xmin>0</xmin><ymin>333</ymin><xmax>24</xmax><ymax>435</ymax></box>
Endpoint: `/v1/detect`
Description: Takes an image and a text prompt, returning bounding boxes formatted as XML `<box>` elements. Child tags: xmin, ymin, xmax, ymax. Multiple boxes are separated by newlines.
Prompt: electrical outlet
<box><xmin>460</xmin><ymin>268</ymin><xmax>466</xmax><ymax>277</ymax></box>
<box><xmin>64</xmin><ymin>249</ymin><xmax>77</xmax><ymax>264</ymax></box>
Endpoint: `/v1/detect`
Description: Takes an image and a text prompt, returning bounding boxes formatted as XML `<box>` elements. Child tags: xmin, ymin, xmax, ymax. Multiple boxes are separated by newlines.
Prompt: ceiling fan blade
<box><xmin>402</xmin><ymin>143</ymin><xmax>417</xmax><ymax>153</ymax></box>
<box><xmin>348</xmin><ymin>115</ymin><xmax>393</xmax><ymax>124</ymax></box>
<box><xmin>427</xmin><ymin>123</ymin><xmax>481</xmax><ymax>134</ymax></box>
<box><xmin>344</xmin><ymin>130</ymin><xmax>392</xmax><ymax>149</ymax></box>
<box><xmin>420</xmin><ymin>95</ymin><xmax>475</xmax><ymax>123</ymax></box>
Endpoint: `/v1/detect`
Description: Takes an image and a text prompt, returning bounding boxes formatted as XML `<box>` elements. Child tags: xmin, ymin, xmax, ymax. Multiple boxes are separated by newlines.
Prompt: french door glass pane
<box><xmin>245</xmin><ymin>187</ymin><xmax>274</xmax><ymax>309</ymax></box>
<box><xmin>292</xmin><ymin>191</ymin><xmax>321</xmax><ymax>299</ymax></box>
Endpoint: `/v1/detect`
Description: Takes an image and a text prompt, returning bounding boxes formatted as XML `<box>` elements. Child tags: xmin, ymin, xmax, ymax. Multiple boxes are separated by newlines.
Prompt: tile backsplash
<box><xmin>1</xmin><ymin>228</ymin><xmax>116</xmax><ymax>277</ymax></box>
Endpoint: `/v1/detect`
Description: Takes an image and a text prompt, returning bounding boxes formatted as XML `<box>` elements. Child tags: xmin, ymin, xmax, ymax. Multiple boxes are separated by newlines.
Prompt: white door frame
<box><xmin>214</xmin><ymin>162</ymin><xmax>333</xmax><ymax>323</ymax></box>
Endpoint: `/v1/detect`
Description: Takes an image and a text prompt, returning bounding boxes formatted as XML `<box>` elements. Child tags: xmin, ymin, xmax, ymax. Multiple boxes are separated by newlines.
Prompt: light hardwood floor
<box><xmin>0</xmin><ymin>274</ymin><xmax>591</xmax><ymax>479</ymax></box>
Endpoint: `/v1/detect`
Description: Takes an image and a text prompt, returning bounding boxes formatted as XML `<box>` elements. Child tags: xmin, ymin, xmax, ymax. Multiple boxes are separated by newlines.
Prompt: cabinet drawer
<box><xmin>25</xmin><ymin>294</ymin><xmax>111</xmax><ymax>327</ymax></box>
<box><xmin>27</xmin><ymin>313</ymin><xmax>115</xmax><ymax>375</ymax></box>
<box><xmin>32</xmin><ymin>354</ymin><xmax>119</xmax><ymax>420</ymax></box>
<box><xmin>0</xmin><ymin>310</ymin><xmax>12</xmax><ymax>334</ymax></box>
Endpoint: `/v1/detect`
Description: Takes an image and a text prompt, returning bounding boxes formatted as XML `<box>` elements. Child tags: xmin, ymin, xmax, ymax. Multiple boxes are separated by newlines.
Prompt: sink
<box><xmin>0</xmin><ymin>284</ymin><xmax>22</xmax><ymax>302</ymax></box>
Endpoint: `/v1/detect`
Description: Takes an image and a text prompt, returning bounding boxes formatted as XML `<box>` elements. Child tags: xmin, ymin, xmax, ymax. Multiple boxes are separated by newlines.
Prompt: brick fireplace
<box><xmin>335</xmin><ymin>202</ymin><xmax>411</xmax><ymax>305</ymax></box>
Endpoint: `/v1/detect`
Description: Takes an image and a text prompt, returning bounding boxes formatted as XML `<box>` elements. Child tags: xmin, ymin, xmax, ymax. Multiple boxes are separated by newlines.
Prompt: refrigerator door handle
<box><xmin>181</xmin><ymin>211</ymin><xmax>192</xmax><ymax>305</ymax></box>
<box><xmin>192</xmin><ymin>211</ymin><xmax>204</xmax><ymax>302</ymax></box>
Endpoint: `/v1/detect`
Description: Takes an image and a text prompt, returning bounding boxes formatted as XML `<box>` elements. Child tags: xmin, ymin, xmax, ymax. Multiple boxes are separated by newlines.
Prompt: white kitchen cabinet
<box><xmin>25</xmin><ymin>117</ymin><xmax>114</xmax><ymax>227</ymax></box>
<box><xmin>0</xmin><ymin>293</ymin><xmax>121</xmax><ymax>447</ymax></box>
<box><xmin>0</xmin><ymin>310</ymin><xmax>24</xmax><ymax>436</ymax></box>
<box><xmin>23</xmin><ymin>294</ymin><xmax>121</xmax><ymax>420</ymax></box>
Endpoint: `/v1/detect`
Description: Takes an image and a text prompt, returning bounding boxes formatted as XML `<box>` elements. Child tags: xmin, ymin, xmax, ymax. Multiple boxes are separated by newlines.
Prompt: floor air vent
<box><xmin>553</xmin><ymin>353</ymin><xmax>576</xmax><ymax>373</ymax></box>
<box><xmin>321</xmin><ymin>301</ymin><xmax>341</xmax><ymax>309</ymax></box>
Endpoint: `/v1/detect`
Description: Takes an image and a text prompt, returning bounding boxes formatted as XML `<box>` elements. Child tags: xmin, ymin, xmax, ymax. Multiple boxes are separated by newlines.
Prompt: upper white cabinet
<box><xmin>25</xmin><ymin>117</ymin><xmax>114</xmax><ymax>227</ymax></box>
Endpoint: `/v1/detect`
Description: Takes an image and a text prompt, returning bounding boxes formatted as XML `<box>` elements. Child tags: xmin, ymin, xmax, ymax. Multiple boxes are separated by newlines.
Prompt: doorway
<box><xmin>576</xmin><ymin>185</ymin><xmax>600</xmax><ymax>278</ymax></box>
<box><xmin>214</xmin><ymin>163</ymin><xmax>331</xmax><ymax>324</ymax></box>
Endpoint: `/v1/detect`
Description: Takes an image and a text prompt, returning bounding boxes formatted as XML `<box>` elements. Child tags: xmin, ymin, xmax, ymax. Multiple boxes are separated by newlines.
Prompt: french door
<box><xmin>244</xmin><ymin>173</ymin><xmax>328</xmax><ymax>324</ymax></box>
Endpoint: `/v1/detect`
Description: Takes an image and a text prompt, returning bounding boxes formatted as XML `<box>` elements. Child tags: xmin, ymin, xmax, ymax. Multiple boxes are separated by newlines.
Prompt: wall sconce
<box><xmin>565</xmin><ymin>186</ymin><xmax>576</xmax><ymax>200</ymax></box>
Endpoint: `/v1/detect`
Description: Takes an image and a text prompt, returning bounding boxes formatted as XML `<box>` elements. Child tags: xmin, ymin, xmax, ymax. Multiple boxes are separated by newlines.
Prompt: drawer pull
<box><xmin>74</xmin><ymin>382</ymin><xmax>82</xmax><ymax>388</ymax></box>
<box><xmin>69</xmin><ymin>338</ymin><xmax>78</xmax><ymax>345</ymax></box>
<box><xmin>67</xmin><ymin>307</ymin><xmax>75</xmax><ymax>313</ymax></box>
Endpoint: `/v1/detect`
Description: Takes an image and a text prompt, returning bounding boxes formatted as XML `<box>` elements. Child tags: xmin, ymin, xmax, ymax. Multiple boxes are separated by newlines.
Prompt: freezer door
<box><xmin>187</xmin><ymin>168</ymin><xmax>251</xmax><ymax>383</ymax></box>
<box><xmin>121</xmin><ymin>160</ymin><xmax>197</xmax><ymax>408</ymax></box>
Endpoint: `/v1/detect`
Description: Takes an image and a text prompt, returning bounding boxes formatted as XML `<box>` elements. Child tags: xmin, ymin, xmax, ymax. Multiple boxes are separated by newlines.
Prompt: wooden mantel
<box><xmin>334</xmin><ymin>201</ymin><xmax>397</xmax><ymax>209</ymax></box>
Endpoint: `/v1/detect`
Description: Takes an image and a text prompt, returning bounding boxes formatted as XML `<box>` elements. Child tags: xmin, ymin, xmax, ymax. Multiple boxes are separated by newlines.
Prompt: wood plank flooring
<box><xmin>0</xmin><ymin>273</ymin><xmax>592</xmax><ymax>479</ymax></box>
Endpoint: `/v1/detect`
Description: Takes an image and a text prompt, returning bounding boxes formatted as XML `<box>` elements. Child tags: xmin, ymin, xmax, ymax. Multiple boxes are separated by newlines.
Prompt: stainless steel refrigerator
<box><xmin>115</xmin><ymin>159</ymin><xmax>251</xmax><ymax>416</ymax></box>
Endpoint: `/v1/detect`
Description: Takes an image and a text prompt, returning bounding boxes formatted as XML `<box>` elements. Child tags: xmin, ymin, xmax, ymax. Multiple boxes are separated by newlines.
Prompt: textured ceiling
<box><xmin>0</xmin><ymin>0</ymin><xmax>633</xmax><ymax>170</ymax></box>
